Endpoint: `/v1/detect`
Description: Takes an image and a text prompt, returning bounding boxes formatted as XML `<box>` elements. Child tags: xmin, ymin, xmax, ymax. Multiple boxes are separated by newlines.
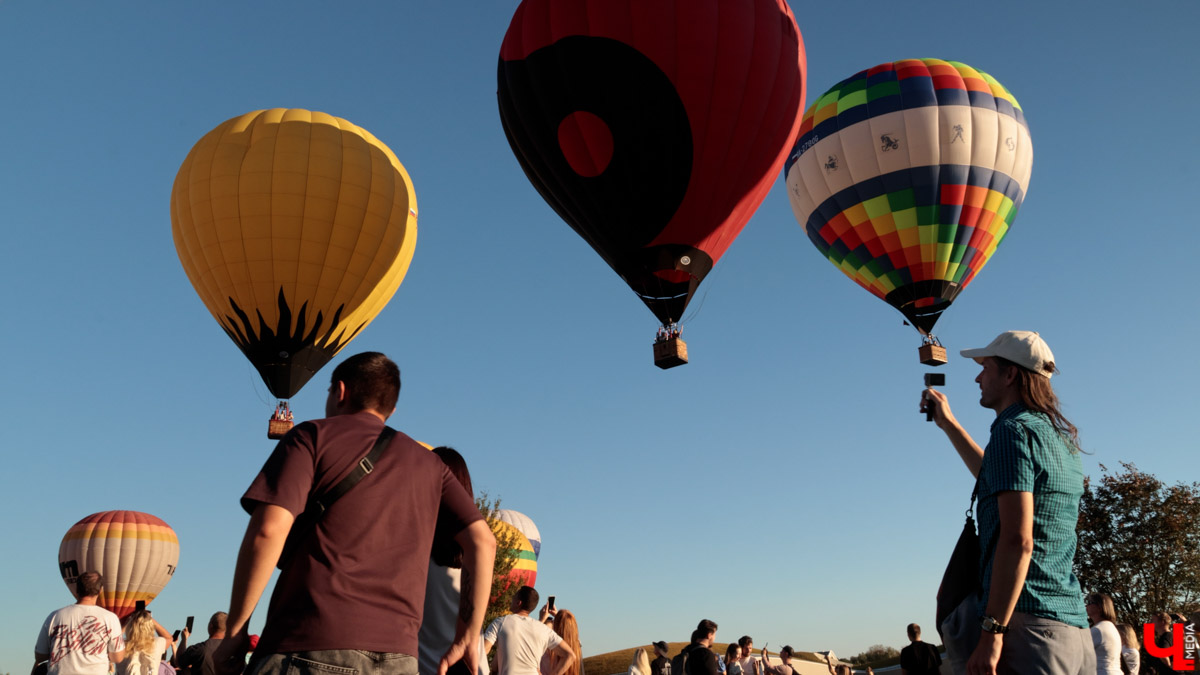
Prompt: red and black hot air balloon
<box><xmin>498</xmin><ymin>0</ymin><xmax>806</xmax><ymax>368</ymax></box>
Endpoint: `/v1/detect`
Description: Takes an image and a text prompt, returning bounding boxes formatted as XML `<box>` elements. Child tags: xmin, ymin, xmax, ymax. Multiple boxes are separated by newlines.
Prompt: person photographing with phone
<box><xmin>922</xmin><ymin>331</ymin><xmax>1092</xmax><ymax>674</ymax></box>
<box><xmin>538</xmin><ymin>596</ymin><xmax>557</xmax><ymax>626</ymax></box>
<box><xmin>177</xmin><ymin>613</ymin><xmax>222</xmax><ymax>675</ymax></box>
<box><xmin>483</xmin><ymin>586</ymin><xmax>575</xmax><ymax>675</ymax></box>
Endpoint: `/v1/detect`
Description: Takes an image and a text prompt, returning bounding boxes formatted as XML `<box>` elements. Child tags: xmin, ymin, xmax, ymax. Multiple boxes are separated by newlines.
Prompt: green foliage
<box><xmin>845</xmin><ymin>644</ymin><xmax>899</xmax><ymax>665</ymax></box>
<box><xmin>1075</xmin><ymin>463</ymin><xmax>1200</xmax><ymax>624</ymax></box>
<box><xmin>475</xmin><ymin>492</ymin><xmax>523</xmax><ymax>629</ymax></box>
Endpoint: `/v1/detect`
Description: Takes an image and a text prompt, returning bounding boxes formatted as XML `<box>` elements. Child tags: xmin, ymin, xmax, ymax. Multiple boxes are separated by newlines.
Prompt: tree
<box><xmin>1075</xmin><ymin>462</ymin><xmax>1200</xmax><ymax>624</ymax></box>
<box><xmin>846</xmin><ymin>644</ymin><xmax>899</xmax><ymax>665</ymax></box>
<box><xmin>475</xmin><ymin>492</ymin><xmax>524</xmax><ymax>628</ymax></box>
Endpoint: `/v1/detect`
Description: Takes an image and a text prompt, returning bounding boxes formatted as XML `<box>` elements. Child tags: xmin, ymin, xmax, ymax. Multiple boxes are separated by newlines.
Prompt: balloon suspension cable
<box><xmin>248</xmin><ymin>363</ymin><xmax>275</xmax><ymax>408</ymax></box>
<box><xmin>680</xmin><ymin>258</ymin><xmax>725</xmax><ymax>325</ymax></box>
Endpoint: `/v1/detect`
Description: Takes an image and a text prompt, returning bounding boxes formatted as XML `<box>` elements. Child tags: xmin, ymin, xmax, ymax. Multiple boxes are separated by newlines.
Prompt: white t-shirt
<box><xmin>419</xmin><ymin>562</ymin><xmax>461</xmax><ymax>675</ymax></box>
<box><xmin>1090</xmin><ymin>621</ymin><xmax>1122</xmax><ymax>675</ymax></box>
<box><xmin>35</xmin><ymin>603</ymin><xmax>125</xmax><ymax>675</ymax></box>
<box><xmin>483</xmin><ymin>614</ymin><xmax>562</xmax><ymax>675</ymax></box>
<box><xmin>1120</xmin><ymin>646</ymin><xmax>1140</xmax><ymax>674</ymax></box>
<box><xmin>120</xmin><ymin>637</ymin><xmax>167</xmax><ymax>675</ymax></box>
<box><xmin>417</xmin><ymin>563</ymin><xmax>489</xmax><ymax>675</ymax></box>
<box><xmin>736</xmin><ymin>656</ymin><xmax>759</xmax><ymax>675</ymax></box>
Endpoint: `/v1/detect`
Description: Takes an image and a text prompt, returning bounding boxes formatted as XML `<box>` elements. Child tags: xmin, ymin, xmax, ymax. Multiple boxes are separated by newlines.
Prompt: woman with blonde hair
<box><xmin>121</xmin><ymin>610</ymin><xmax>175</xmax><ymax>675</ymax></box>
<box><xmin>629</xmin><ymin>648</ymin><xmax>651</xmax><ymax>675</ymax></box>
<box><xmin>541</xmin><ymin>609</ymin><xmax>583</xmax><ymax>675</ymax></box>
<box><xmin>1114</xmin><ymin>623</ymin><xmax>1140</xmax><ymax>674</ymax></box>
<box><xmin>1085</xmin><ymin>592</ymin><xmax>1122</xmax><ymax>674</ymax></box>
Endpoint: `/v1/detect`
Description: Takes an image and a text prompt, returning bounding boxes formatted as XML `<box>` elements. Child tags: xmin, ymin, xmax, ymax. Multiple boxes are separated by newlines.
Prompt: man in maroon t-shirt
<box><xmin>213</xmin><ymin>353</ymin><xmax>496</xmax><ymax>675</ymax></box>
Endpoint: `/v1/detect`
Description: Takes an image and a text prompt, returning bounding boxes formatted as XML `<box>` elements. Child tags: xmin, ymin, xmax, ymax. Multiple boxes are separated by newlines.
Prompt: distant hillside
<box><xmin>582</xmin><ymin>643</ymin><xmax>828</xmax><ymax>675</ymax></box>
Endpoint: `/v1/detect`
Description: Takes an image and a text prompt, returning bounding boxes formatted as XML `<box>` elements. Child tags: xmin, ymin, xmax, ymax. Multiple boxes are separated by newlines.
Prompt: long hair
<box><xmin>630</xmin><ymin>648</ymin><xmax>651</xmax><ymax>675</ymax></box>
<box><xmin>124</xmin><ymin>610</ymin><xmax>158</xmax><ymax>655</ymax></box>
<box><xmin>1085</xmin><ymin>592</ymin><xmax>1118</xmax><ymax>624</ymax></box>
<box><xmin>551</xmin><ymin>610</ymin><xmax>582</xmax><ymax>675</ymax></box>
<box><xmin>430</xmin><ymin>446</ymin><xmax>473</xmax><ymax>568</ymax></box>
<box><xmin>997</xmin><ymin>356</ymin><xmax>1080</xmax><ymax>449</ymax></box>
<box><xmin>1116</xmin><ymin>623</ymin><xmax>1140</xmax><ymax>650</ymax></box>
<box><xmin>725</xmin><ymin>644</ymin><xmax>740</xmax><ymax>669</ymax></box>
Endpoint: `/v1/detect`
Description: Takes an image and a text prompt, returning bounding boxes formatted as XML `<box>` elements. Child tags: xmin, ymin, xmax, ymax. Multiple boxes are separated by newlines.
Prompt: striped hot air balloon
<box><xmin>785</xmin><ymin>59</ymin><xmax>1032</xmax><ymax>363</ymax></box>
<box><xmin>488</xmin><ymin>515</ymin><xmax>538</xmax><ymax>596</ymax></box>
<box><xmin>58</xmin><ymin>511</ymin><xmax>179</xmax><ymax>619</ymax></box>
<box><xmin>494</xmin><ymin>509</ymin><xmax>541</xmax><ymax>559</ymax></box>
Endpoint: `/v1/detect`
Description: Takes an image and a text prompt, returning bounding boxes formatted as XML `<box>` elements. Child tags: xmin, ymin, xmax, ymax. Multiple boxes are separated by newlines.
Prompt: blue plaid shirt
<box><xmin>976</xmin><ymin>403</ymin><xmax>1088</xmax><ymax>628</ymax></box>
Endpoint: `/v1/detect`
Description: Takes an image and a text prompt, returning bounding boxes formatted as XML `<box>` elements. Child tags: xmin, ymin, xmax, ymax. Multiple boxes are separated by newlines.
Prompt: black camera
<box><xmin>923</xmin><ymin>372</ymin><xmax>945</xmax><ymax>421</ymax></box>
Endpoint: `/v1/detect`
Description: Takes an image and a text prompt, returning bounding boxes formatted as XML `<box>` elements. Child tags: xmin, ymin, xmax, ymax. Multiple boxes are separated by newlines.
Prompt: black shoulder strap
<box><xmin>311</xmin><ymin>426</ymin><xmax>396</xmax><ymax>515</ymax></box>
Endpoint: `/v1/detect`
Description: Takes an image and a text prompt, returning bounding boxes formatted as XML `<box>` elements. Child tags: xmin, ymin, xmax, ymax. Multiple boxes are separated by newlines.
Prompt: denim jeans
<box><xmin>248</xmin><ymin>650</ymin><xmax>418</xmax><ymax>675</ymax></box>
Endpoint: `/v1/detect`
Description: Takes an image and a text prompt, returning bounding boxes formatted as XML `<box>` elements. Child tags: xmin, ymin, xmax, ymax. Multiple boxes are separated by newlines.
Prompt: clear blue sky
<box><xmin>2</xmin><ymin>1</ymin><xmax>1197</xmax><ymax>671</ymax></box>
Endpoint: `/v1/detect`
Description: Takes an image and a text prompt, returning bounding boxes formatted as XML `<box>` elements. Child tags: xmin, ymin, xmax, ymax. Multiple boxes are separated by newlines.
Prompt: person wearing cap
<box><xmin>922</xmin><ymin>330</ymin><xmax>1093</xmax><ymax>675</ymax></box>
<box><xmin>650</xmin><ymin>641</ymin><xmax>671</xmax><ymax>675</ymax></box>
<box><xmin>760</xmin><ymin>646</ymin><xmax>794</xmax><ymax>675</ymax></box>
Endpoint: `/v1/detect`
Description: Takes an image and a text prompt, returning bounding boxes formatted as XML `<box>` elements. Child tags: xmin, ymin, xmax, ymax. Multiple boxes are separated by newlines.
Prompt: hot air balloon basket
<box><xmin>654</xmin><ymin>338</ymin><xmax>689</xmax><ymax>369</ymax></box>
<box><xmin>268</xmin><ymin>419</ymin><xmax>294</xmax><ymax>439</ymax></box>
<box><xmin>919</xmin><ymin>344</ymin><xmax>948</xmax><ymax>366</ymax></box>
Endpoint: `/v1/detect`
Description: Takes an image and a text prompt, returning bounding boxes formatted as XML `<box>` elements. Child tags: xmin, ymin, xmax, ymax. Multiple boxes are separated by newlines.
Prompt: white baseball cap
<box><xmin>960</xmin><ymin>330</ymin><xmax>1056</xmax><ymax>378</ymax></box>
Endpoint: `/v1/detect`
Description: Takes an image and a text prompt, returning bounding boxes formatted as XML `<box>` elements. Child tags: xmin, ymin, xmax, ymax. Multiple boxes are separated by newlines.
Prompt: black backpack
<box><xmin>670</xmin><ymin>648</ymin><xmax>690</xmax><ymax>675</ymax></box>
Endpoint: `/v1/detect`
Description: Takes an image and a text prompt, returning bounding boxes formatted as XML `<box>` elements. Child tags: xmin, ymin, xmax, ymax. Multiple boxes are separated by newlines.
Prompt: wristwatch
<box><xmin>980</xmin><ymin>615</ymin><xmax>1009</xmax><ymax>634</ymax></box>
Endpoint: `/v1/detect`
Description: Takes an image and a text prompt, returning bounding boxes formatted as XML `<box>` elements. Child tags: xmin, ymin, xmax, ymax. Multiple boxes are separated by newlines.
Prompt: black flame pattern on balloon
<box><xmin>223</xmin><ymin>289</ymin><xmax>363</xmax><ymax>399</ymax></box>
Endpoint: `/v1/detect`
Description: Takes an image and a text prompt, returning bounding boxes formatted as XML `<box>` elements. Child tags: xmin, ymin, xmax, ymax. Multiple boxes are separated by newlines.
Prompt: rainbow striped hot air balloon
<box><xmin>489</xmin><ymin>511</ymin><xmax>538</xmax><ymax>596</ymax></box>
<box><xmin>784</xmin><ymin>59</ymin><xmax>1032</xmax><ymax>364</ymax></box>
<box><xmin>58</xmin><ymin>511</ymin><xmax>179</xmax><ymax>619</ymax></box>
<box><xmin>495</xmin><ymin>509</ymin><xmax>541</xmax><ymax>559</ymax></box>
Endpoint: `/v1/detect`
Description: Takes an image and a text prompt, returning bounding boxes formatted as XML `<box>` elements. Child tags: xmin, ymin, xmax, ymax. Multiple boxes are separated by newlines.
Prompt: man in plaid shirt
<box><xmin>923</xmin><ymin>331</ymin><xmax>1093</xmax><ymax>675</ymax></box>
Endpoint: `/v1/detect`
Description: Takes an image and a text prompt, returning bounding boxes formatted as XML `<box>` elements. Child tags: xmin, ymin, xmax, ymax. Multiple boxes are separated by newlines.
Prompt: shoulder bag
<box><xmin>276</xmin><ymin>426</ymin><xmax>396</xmax><ymax>569</ymax></box>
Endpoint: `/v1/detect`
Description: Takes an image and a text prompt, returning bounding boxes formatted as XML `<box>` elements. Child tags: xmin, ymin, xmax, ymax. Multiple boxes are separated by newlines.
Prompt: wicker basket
<box><xmin>653</xmin><ymin>338</ymin><xmax>689</xmax><ymax>369</ymax></box>
<box><xmin>919</xmin><ymin>344</ymin><xmax>948</xmax><ymax>366</ymax></box>
<box><xmin>267</xmin><ymin>418</ymin><xmax>294</xmax><ymax>440</ymax></box>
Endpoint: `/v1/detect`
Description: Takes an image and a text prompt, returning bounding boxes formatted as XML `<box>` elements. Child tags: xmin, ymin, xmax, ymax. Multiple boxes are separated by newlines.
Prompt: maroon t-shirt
<box><xmin>242</xmin><ymin>411</ymin><xmax>482</xmax><ymax>657</ymax></box>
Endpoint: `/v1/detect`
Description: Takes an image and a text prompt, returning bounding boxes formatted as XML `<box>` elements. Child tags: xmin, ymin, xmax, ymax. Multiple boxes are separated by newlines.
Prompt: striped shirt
<box><xmin>976</xmin><ymin>403</ymin><xmax>1088</xmax><ymax>627</ymax></box>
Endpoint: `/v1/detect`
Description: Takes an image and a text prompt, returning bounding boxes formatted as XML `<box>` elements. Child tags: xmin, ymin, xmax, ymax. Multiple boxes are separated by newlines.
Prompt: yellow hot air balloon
<box><xmin>171</xmin><ymin>109</ymin><xmax>417</xmax><ymax>437</ymax></box>
<box><xmin>58</xmin><ymin>511</ymin><xmax>180</xmax><ymax>619</ymax></box>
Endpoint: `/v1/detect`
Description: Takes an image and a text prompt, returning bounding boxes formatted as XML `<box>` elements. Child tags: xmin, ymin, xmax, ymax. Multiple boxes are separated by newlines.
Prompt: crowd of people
<box><xmin>31</xmin><ymin>346</ymin><xmax>1199</xmax><ymax>675</ymax></box>
<box><xmin>623</xmin><ymin>620</ymin><xmax>938</xmax><ymax>675</ymax></box>
<box><xmin>32</xmin><ymin>573</ymin><xmax>237</xmax><ymax>675</ymax></box>
<box><xmin>1081</xmin><ymin>599</ymin><xmax>1199</xmax><ymax>675</ymax></box>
